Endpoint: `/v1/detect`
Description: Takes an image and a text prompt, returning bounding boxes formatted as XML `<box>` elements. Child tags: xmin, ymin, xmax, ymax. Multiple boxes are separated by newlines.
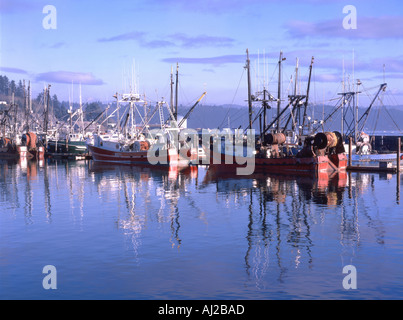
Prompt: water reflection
<box><xmin>202</xmin><ymin>167</ymin><xmax>389</xmax><ymax>289</ymax></box>
<box><xmin>0</xmin><ymin>159</ymin><xmax>398</xmax><ymax>297</ymax></box>
<box><xmin>0</xmin><ymin>158</ymin><xmax>45</xmax><ymax>224</ymax></box>
<box><xmin>88</xmin><ymin>162</ymin><xmax>198</xmax><ymax>257</ymax></box>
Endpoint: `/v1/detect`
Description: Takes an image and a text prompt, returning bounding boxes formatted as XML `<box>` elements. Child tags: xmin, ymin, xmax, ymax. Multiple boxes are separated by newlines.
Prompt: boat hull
<box><xmin>208</xmin><ymin>148</ymin><xmax>333</xmax><ymax>175</ymax></box>
<box><xmin>329</xmin><ymin>153</ymin><xmax>348</xmax><ymax>171</ymax></box>
<box><xmin>48</xmin><ymin>140</ymin><xmax>88</xmax><ymax>154</ymax></box>
<box><xmin>0</xmin><ymin>147</ymin><xmax>20</xmax><ymax>159</ymax></box>
<box><xmin>88</xmin><ymin>145</ymin><xmax>196</xmax><ymax>167</ymax></box>
<box><xmin>0</xmin><ymin>145</ymin><xmax>44</xmax><ymax>160</ymax></box>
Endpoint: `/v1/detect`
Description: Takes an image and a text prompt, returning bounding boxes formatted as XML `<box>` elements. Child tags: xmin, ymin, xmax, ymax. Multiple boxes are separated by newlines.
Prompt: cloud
<box><xmin>98</xmin><ymin>31</ymin><xmax>146</xmax><ymax>42</ymax></box>
<box><xmin>35</xmin><ymin>71</ymin><xmax>105</xmax><ymax>85</ymax></box>
<box><xmin>98</xmin><ymin>31</ymin><xmax>173</xmax><ymax>48</ymax></box>
<box><xmin>0</xmin><ymin>0</ymin><xmax>37</xmax><ymax>13</ymax></box>
<box><xmin>0</xmin><ymin>66</ymin><xmax>28</xmax><ymax>74</ymax></box>
<box><xmin>373</xmin><ymin>73</ymin><xmax>403</xmax><ymax>80</ymax></box>
<box><xmin>144</xmin><ymin>0</ymin><xmax>348</xmax><ymax>14</ymax></box>
<box><xmin>286</xmin><ymin>16</ymin><xmax>403</xmax><ymax>40</ymax></box>
<box><xmin>98</xmin><ymin>31</ymin><xmax>235</xmax><ymax>48</ymax></box>
<box><xmin>162</xmin><ymin>54</ymin><xmax>246</xmax><ymax>66</ymax></box>
<box><xmin>169</xmin><ymin>33</ymin><xmax>235</xmax><ymax>48</ymax></box>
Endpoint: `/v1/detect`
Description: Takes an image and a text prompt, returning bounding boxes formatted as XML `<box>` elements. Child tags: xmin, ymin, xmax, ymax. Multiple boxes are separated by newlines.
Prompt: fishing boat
<box><xmin>47</xmin><ymin>132</ymin><xmax>88</xmax><ymax>154</ymax></box>
<box><xmin>312</xmin><ymin>70</ymin><xmax>403</xmax><ymax>162</ymax></box>
<box><xmin>46</xmin><ymin>84</ymin><xmax>89</xmax><ymax>155</ymax></box>
<box><xmin>208</xmin><ymin>130</ymin><xmax>347</xmax><ymax>174</ymax></box>
<box><xmin>1</xmin><ymin>97</ymin><xmax>44</xmax><ymax>160</ymax></box>
<box><xmin>0</xmin><ymin>133</ymin><xmax>45</xmax><ymax>160</ymax></box>
<box><xmin>88</xmin><ymin>130</ymin><xmax>196</xmax><ymax>167</ymax></box>
<box><xmin>346</xmin><ymin>131</ymin><xmax>403</xmax><ymax>161</ymax></box>
<box><xmin>207</xmin><ymin>49</ymin><xmax>347</xmax><ymax>175</ymax></box>
<box><xmin>21</xmin><ymin>131</ymin><xmax>45</xmax><ymax>159</ymax></box>
<box><xmin>0</xmin><ymin>137</ymin><xmax>23</xmax><ymax>159</ymax></box>
<box><xmin>87</xmin><ymin>89</ymin><xmax>199</xmax><ymax>168</ymax></box>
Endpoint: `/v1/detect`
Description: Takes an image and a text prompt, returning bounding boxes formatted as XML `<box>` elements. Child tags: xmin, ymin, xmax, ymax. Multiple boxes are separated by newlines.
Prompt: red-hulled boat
<box><xmin>0</xmin><ymin>133</ymin><xmax>45</xmax><ymax>160</ymax></box>
<box><xmin>87</xmin><ymin>87</ymin><xmax>199</xmax><ymax>169</ymax></box>
<box><xmin>88</xmin><ymin>132</ymin><xmax>198</xmax><ymax>168</ymax></box>
<box><xmin>206</xmin><ymin>49</ymin><xmax>347</xmax><ymax>176</ymax></box>
<box><xmin>21</xmin><ymin>132</ymin><xmax>45</xmax><ymax>160</ymax></box>
<box><xmin>207</xmin><ymin>131</ymin><xmax>347</xmax><ymax>175</ymax></box>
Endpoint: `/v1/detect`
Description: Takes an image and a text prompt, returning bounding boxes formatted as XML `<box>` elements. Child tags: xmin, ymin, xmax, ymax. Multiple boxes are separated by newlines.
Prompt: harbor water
<box><xmin>1</xmin><ymin>159</ymin><xmax>403</xmax><ymax>300</ymax></box>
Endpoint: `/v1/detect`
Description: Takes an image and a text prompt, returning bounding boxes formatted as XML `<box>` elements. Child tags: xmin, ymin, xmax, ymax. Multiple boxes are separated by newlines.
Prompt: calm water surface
<box><xmin>1</xmin><ymin>158</ymin><xmax>402</xmax><ymax>300</ymax></box>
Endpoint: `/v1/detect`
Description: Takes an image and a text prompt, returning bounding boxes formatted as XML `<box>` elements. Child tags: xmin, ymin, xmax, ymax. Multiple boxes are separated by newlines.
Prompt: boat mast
<box><xmin>23</xmin><ymin>80</ymin><xmax>29</xmax><ymax>132</ymax></box>
<box><xmin>79</xmin><ymin>83</ymin><xmax>84</xmax><ymax>136</ymax></box>
<box><xmin>114</xmin><ymin>92</ymin><xmax>120</xmax><ymax>133</ymax></box>
<box><xmin>355</xmin><ymin>78</ymin><xmax>361</xmax><ymax>141</ymax></box>
<box><xmin>294</xmin><ymin>58</ymin><xmax>300</xmax><ymax>129</ymax></box>
<box><xmin>294</xmin><ymin>58</ymin><xmax>299</xmax><ymax>96</ymax></box>
<box><xmin>130</xmin><ymin>63</ymin><xmax>135</xmax><ymax>137</ymax></box>
<box><xmin>302</xmin><ymin>56</ymin><xmax>314</xmax><ymax>135</ymax></box>
<box><xmin>341</xmin><ymin>57</ymin><xmax>345</xmax><ymax>138</ymax></box>
<box><xmin>174</xmin><ymin>63</ymin><xmax>179</xmax><ymax>121</ymax></box>
<box><xmin>44</xmin><ymin>84</ymin><xmax>50</xmax><ymax>149</ymax></box>
<box><xmin>277</xmin><ymin>51</ymin><xmax>285</xmax><ymax>132</ymax></box>
<box><xmin>28</xmin><ymin>81</ymin><xmax>32</xmax><ymax>129</ymax></box>
<box><xmin>12</xmin><ymin>91</ymin><xmax>17</xmax><ymax>139</ymax></box>
<box><xmin>170</xmin><ymin>66</ymin><xmax>174</xmax><ymax>118</ymax></box>
<box><xmin>246</xmin><ymin>49</ymin><xmax>253</xmax><ymax>130</ymax></box>
<box><xmin>353</xmin><ymin>49</ymin><xmax>357</xmax><ymax>142</ymax></box>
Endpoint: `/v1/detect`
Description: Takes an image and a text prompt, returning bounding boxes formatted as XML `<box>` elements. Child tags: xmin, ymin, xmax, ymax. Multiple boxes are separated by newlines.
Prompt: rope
<box><xmin>218</xmin><ymin>68</ymin><xmax>245</xmax><ymax>129</ymax></box>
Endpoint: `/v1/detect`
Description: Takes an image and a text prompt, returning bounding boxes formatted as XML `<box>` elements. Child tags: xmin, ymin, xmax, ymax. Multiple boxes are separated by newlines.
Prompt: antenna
<box><xmin>257</xmin><ymin>49</ymin><xmax>260</xmax><ymax>92</ymax></box>
<box><xmin>263</xmin><ymin>49</ymin><xmax>266</xmax><ymax>89</ymax></box>
<box><xmin>352</xmin><ymin>49</ymin><xmax>355</xmax><ymax>93</ymax></box>
<box><xmin>132</xmin><ymin>58</ymin><xmax>135</xmax><ymax>93</ymax></box>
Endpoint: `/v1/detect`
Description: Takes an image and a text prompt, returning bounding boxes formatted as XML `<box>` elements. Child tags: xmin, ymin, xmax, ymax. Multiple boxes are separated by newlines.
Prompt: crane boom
<box><xmin>178</xmin><ymin>92</ymin><xmax>206</xmax><ymax>128</ymax></box>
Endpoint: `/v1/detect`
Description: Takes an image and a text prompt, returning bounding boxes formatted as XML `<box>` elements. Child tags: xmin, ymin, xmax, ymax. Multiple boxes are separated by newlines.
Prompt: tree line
<box><xmin>0</xmin><ymin>75</ymin><xmax>105</xmax><ymax>122</ymax></box>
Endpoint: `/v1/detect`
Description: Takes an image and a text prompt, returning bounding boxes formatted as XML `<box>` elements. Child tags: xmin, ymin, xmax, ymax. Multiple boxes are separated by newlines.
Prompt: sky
<box><xmin>1</xmin><ymin>0</ymin><xmax>403</xmax><ymax>113</ymax></box>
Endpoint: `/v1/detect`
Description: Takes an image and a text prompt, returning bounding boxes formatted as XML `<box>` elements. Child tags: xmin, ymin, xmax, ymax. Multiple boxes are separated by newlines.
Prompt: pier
<box><xmin>347</xmin><ymin>137</ymin><xmax>402</xmax><ymax>174</ymax></box>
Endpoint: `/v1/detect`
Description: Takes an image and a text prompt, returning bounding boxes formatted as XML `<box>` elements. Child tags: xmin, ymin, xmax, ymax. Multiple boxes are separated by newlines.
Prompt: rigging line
<box><xmin>387</xmin><ymin>90</ymin><xmax>401</xmax><ymax>108</ymax></box>
<box><xmin>360</xmin><ymin>83</ymin><xmax>376</xmax><ymax>106</ymax></box>
<box><xmin>383</xmin><ymin>104</ymin><xmax>403</xmax><ymax>132</ymax></box>
<box><xmin>370</xmin><ymin>104</ymin><xmax>381</xmax><ymax>135</ymax></box>
<box><xmin>230</xmin><ymin>109</ymin><xmax>250</xmax><ymax>124</ymax></box>
<box><xmin>311</xmin><ymin>66</ymin><xmax>317</xmax><ymax>110</ymax></box>
<box><xmin>383</xmin><ymin>90</ymin><xmax>394</xmax><ymax>106</ymax></box>
<box><xmin>178</xmin><ymin>79</ymin><xmax>190</xmax><ymax>108</ymax></box>
<box><xmin>218</xmin><ymin>68</ymin><xmax>245</xmax><ymax>129</ymax></box>
<box><xmin>267</xmin><ymin>62</ymin><xmax>278</xmax><ymax>88</ymax></box>
<box><xmin>228</xmin><ymin>106</ymin><xmax>250</xmax><ymax>122</ymax></box>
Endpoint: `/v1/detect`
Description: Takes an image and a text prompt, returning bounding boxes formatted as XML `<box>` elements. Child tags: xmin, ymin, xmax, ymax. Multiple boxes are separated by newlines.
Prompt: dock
<box><xmin>347</xmin><ymin>164</ymin><xmax>401</xmax><ymax>173</ymax></box>
<box><xmin>347</xmin><ymin>137</ymin><xmax>402</xmax><ymax>174</ymax></box>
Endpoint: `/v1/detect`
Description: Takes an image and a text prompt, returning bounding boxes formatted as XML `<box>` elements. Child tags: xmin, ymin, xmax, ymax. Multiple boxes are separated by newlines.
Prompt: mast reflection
<box><xmin>203</xmin><ymin>167</ymin><xmax>389</xmax><ymax>288</ymax></box>
<box><xmin>89</xmin><ymin>162</ymin><xmax>198</xmax><ymax>254</ymax></box>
